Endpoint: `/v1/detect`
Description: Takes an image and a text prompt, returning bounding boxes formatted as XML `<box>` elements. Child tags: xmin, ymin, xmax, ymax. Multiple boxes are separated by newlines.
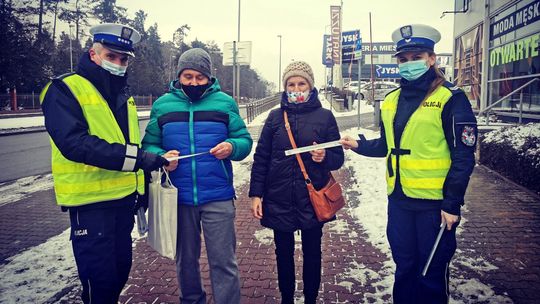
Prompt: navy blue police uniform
<box><xmin>41</xmin><ymin>24</ymin><xmax>167</xmax><ymax>303</ymax></box>
<box><xmin>352</xmin><ymin>24</ymin><xmax>477</xmax><ymax>303</ymax></box>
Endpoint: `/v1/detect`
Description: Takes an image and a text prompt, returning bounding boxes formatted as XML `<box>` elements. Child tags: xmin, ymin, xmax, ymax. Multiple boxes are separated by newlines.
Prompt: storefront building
<box><xmin>453</xmin><ymin>0</ymin><xmax>539</xmax><ymax>115</ymax></box>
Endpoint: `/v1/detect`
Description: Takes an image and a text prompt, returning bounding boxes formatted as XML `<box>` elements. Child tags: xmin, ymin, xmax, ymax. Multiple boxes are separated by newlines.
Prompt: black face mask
<box><xmin>182</xmin><ymin>83</ymin><xmax>210</xmax><ymax>100</ymax></box>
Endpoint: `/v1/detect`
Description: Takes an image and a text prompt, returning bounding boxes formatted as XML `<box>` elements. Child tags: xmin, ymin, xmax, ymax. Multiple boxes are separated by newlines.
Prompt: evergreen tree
<box><xmin>92</xmin><ymin>0</ymin><xmax>127</xmax><ymax>23</ymax></box>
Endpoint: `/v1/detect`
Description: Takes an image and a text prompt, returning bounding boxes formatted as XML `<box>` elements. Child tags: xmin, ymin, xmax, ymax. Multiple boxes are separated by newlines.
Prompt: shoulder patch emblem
<box><xmin>449</xmin><ymin>86</ymin><xmax>460</xmax><ymax>91</ymax></box>
<box><xmin>461</xmin><ymin>125</ymin><xmax>476</xmax><ymax>146</ymax></box>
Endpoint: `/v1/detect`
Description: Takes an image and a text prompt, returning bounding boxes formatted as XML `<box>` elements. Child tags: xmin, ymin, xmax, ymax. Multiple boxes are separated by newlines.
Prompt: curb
<box><xmin>0</xmin><ymin>116</ymin><xmax>150</xmax><ymax>137</ymax></box>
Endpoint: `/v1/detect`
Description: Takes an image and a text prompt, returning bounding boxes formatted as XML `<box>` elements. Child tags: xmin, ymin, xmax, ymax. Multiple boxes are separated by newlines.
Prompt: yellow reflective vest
<box><xmin>380</xmin><ymin>86</ymin><xmax>452</xmax><ymax>200</ymax></box>
<box><xmin>40</xmin><ymin>74</ymin><xmax>144</xmax><ymax>207</ymax></box>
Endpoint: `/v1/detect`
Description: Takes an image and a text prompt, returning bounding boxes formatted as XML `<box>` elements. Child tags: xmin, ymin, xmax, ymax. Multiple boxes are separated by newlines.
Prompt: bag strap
<box><xmin>283</xmin><ymin>110</ymin><xmax>312</xmax><ymax>185</ymax></box>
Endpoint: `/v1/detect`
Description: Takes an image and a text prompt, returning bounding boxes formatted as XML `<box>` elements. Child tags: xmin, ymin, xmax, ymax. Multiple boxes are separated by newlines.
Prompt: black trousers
<box><xmin>273</xmin><ymin>226</ymin><xmax>323</xmax><ymax>304</ymax></box>
<box><xmin>387</xmin><ymin>201</ymin><xmax>457</xmax><ymax>304</ymax></box>
<box><xmin>69</xmin><ymin>204</ymin><xmax>134</xmax><ymax>304</ymax></box>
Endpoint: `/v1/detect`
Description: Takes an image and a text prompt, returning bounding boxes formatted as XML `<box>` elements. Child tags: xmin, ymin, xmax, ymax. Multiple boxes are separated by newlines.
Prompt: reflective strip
<box><xmin>52</xmin><ymin>162</ymin><xmax>101</xmax><ymax>174</ymax></box>
<box><xmin>121</xmin><ymin>145</ymin><xmax>138</xmax><ymax>172</ymax></box>
<box><xmin>400</xmin><ymin>177</ymin><xmax>446</xmax><ymax>189</ymax></box>
<box><xmin>400</xmin><ymin>159</ymin><xmax>451</xmax><ymax>170</ymax></box>
<box><xmin>121</xmin><ymin>157</ymin><xmax>136</xmax><ymax>172</ymax></box>
<box><xmin>55</xmin><ymin>175</ymin><xmax>136</xmax><ymax>194</ymax></box>
<box><xmin>126</xmin><ymin>144</ymin><xmax>138</xmax><ymax>158</ymax></box>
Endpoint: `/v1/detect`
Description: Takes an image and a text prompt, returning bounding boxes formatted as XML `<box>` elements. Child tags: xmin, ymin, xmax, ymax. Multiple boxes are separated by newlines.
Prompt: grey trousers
<box><xmin>176</xmin><ymin>200</ymin><xmax>241</xmax><ymax>304</ymax></box>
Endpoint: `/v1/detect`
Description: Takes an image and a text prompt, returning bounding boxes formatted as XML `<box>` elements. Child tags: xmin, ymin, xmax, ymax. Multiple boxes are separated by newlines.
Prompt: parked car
<box><xmin>359</xmin><ymin>81</ymin><xmax>400</xmax><ymax>104</ymax></box>
<box><xmin>343</xmin><ymin>81</ymin><xmax>367</xmax><ymax>99</ymax></box>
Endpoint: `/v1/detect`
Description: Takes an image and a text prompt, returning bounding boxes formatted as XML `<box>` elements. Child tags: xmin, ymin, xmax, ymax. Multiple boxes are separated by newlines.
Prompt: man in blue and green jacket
<box><xmin>142</xmin><ymin>48</ymin><xmax>252</xmax><ymax>304</ymax></box>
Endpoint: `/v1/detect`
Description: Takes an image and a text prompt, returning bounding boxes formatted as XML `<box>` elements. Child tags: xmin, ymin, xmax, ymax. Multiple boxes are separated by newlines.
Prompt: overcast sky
<box><xmin>116</xmin><ymin>0</ymin><xmax>456</xmax><ymax>88</ymax></box>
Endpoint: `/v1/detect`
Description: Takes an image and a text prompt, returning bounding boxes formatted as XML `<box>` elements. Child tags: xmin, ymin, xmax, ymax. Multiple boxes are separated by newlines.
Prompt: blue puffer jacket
<box><xmin>142</xmin><ymin>79</ymin><xmax>253</xmax><ymax>206</ymax></box>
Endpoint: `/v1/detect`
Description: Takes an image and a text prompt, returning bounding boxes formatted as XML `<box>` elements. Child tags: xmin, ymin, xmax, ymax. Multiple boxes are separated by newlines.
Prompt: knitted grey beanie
<box><xmin>177</xmin><ymin>48</ymin><xmax>212</xmax><ymax>79</ymax></box>
<box><xmin>282</xmin><ymin>61</ymin><xmax>315</xmax><ymax>90</ymax></box>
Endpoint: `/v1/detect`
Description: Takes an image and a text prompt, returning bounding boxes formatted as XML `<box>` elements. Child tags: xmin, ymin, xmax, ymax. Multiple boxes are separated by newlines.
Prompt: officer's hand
<box><xmin>251</xmin><ymin>197</ymin><xmax>263</xmax><ymax>219</ymax></box>
<box><xmin>310</xmin><ymin>142</ymin><xmax>326</xmax><ymax>163</ymax></box>
<box><xmin>137</xmin><ymin>150</ymin><xmax>170</xmax><ymax>172</ymax></box>
<box><xmin>441</xmin><ymin>210</ymin><xmax>460</xmax><ymax>230</ymax></box>
<box><xmin>162</xmin><ymin>150</ymin><xmax>179</xmax><ymax>172</ymax></box>
<box><xmin>340</xmin><ymin>135</ymin><xmax>358</xmax><ymax>150</ymax></box>
<box><xmin>210</xmin><ymin>142</ymin><xmax>233</xmax><ymax>159</ymax></box>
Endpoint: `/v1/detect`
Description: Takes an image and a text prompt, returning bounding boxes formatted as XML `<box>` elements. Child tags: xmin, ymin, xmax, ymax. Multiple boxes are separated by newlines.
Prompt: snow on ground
<box><xmin>0</xmin><ymin>111</ymin><xmax>151</xmax><ymax>130</ymax></box>
<box><xmin>0</xmin><ymin>229</ymin><xmax>78</xmax><ymax>303</ymax></box>
<box><xmin>0</xmin><ymin>227</ymin><xmax>147</xmax><ymax>303</ymax></box>
<box><xmin>482</xmin><ymin>123</ymin><xmax>540</xmax><ymax>166</ymax></box>
<box><xmin>318</xmin><ymin>93</ymin><xmax>374</xmax><ymax>117</ymax></box>
<box><xmin>0</xmin><ymin>174</ymin><xmax>53</xmax><ymax>207</ymax></box>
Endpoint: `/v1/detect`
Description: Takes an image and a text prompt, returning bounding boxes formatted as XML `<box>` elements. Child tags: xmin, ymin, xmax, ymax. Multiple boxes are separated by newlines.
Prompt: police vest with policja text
<box><xmin>40</xmin><ymin>74</ymin><xmax>145</xmax><ymax>206</ymax></box>
<box><xmin>381</xmin><ymin>86</ymin><xmax>452</xmax><ymax>200</ymax></box>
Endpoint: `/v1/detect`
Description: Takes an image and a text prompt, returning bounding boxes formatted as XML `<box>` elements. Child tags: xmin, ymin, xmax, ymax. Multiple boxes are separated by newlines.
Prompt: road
<box><xmin>0</xmin><ymin>113</ymin><xmax>375</xmax><ymax>183</ymax></box>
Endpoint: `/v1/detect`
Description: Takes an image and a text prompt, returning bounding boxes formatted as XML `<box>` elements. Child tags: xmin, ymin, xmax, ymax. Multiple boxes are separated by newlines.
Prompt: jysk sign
<box><xmin>342</xmin><ymin>30</ymin><xmax>362</xmax><ymax>63</ymax></box>
<box><xmin>322</xmin><ymin>35</ymin><xmax>334</xmax><ymax>67</ymax></box>
<box><xmin>375</xmin><ymin>64</ymin><xmax>400</xmax><ymax>78</ymax></box>
<box><xmin>322</xmin><ymin>30</ymin><xmax>361</xmax><ymax>66</ymax></box>
<box><xmin>491</xmin><ymin>0</ymin><xmax>540</xmax><ymax>40</ymax></box>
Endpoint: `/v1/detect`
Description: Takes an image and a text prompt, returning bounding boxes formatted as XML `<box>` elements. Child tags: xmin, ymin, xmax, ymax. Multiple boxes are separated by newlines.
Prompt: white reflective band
<box><xmin>121</xmin><ymin>156</ymin><xmax>137</xmax><ymax>172</ymax></box>
<box><xmin>121</xmin><ymin>145</ymin><xmax>138</xmax><ymax>172</ymax></box>
<box><xmin>284</xmin><ymin>140</ymin><xmax>342</xmax><ymax>156</ymax></box>
<box><xmin>126</xmin><ymin>144</ymin><xmax>138</xmax><ymax>158</ymax></box>
<box><xmin>166</xmin><ymin>151</ymin><xmax>210</xmax><ymax>161</ymax></box>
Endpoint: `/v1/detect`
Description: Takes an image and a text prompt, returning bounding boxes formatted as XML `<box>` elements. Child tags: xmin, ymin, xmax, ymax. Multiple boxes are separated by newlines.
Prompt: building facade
<box><xmin>453</xmin><ymin>0</ymin><xmax>539</xmax><ymax>115</ymax></box>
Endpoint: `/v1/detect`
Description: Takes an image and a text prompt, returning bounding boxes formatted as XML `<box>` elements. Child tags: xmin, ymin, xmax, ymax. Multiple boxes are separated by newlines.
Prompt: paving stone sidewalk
<box><xmin>115</xmin><ymin>165</ymin><xmax>540</xmax><ymax>304</ymax></box>
<box><xmin>1</xmin><ymin>153</ymin><xmax>539</xmax><ymax>303</ymax></box>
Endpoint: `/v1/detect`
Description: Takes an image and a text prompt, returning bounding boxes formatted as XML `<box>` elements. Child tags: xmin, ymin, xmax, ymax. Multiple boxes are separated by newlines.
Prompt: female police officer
<box><xmin>341</xmin><ymin>24</ymin><xmax>477</xmax><ymax>303</ymax></box>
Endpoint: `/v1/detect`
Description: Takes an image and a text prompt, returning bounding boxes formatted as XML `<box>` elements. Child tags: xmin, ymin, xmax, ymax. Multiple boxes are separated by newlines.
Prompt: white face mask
<box><xmin>99</xmin><ymin>57</ymin><xmax>128</xmax><ymax>76</ymax></box>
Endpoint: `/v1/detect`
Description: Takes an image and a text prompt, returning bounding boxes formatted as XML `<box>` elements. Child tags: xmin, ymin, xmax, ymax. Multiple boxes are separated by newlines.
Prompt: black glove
<box><xmin>136</xmin><ymin>150</ymin><xmax>169</xmax><ymax>172</ymax></box>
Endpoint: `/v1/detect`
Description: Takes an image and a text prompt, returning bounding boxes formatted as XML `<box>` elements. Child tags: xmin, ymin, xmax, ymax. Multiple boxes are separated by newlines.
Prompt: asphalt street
<box><xmin>0</xmin><ymin>114</ymin><xmax>371</xmax><ymax>183</ymax></box>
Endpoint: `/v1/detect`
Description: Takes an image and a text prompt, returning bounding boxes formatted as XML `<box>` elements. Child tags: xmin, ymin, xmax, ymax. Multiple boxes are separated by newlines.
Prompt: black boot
<box><xmin>281</xmin><ymin>292</ymin><xmax>294</xmax><ymax>304</ymax></box>
<box><xmin>304</xmin><ymin>295</ymin><xmax>317</xmax><ymax>304</ymax></box>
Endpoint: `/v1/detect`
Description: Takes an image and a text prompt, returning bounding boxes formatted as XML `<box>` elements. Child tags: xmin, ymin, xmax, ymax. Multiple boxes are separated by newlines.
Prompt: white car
<box><xmin>359</xmin><ymin>81</ymin><xmax>400</xmax><ymax>104</ymax></box>
<box><xmin>344</xmin><ymin>81</ymin><xmax>367</xmax><ymax>98</ymax></box>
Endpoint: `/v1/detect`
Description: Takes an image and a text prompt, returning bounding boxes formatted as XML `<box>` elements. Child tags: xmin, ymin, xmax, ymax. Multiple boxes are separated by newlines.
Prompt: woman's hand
<box><xmin>441</xmin><ymin>210</ymin><xmax>460</xmax><ymax>230</ymax></box>
<box><xmin>210</xmin><ymin>142</ymin><xmax>233</xmax><ymax>159</ymax></box>
<box><xmin>310</xmin><ymin>142</ymin><xmax>326</xmax><ymax>163</ymax></box>
<box><xmin>339</xmin><ymin>135</ymin><xmax>358</xmax><ymax>150</ymax></box>
<box><xmin>251</xmin><ymin>197</ymin><xmax>263</xmax><ymax>219</ymax></box>
<box><xmin>162</xmin><ymin>150</ymin><xmax>179</xmax><ymax>171</ymax></box>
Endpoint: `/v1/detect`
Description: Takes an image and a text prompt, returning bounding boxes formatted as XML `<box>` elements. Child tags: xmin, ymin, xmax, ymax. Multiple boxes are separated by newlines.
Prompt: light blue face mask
<box><xmin>398</xmin><ymin>59</ymin><xmax>429</xmax><ymax>81</ymax></box>
<box><xmin>100</xmin><ymin>57</ymin><xmax>128</xmax><ymax>76</ymax></box>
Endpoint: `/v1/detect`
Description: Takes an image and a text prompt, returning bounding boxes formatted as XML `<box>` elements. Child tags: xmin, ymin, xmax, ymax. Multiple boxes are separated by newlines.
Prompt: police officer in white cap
<box><xmin>40</xmin><ymin>23</ymin><xmax>171</xmax><ymax>303</ymax></box>
<box><xmin>341</xmin><ymin>24</ymin><xmax>477</xmax><ymax>303</ymax></box>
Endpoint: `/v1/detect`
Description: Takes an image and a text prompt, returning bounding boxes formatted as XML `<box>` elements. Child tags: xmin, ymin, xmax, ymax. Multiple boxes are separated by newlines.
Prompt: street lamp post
<box><xmin>236</xmin><ymin>0</ymin><xmax>241</xmax><ymax>103</ymax></box>
<box><xmin>69</xmin><ymin>23</ymin><xmax>74</xmax><ymax>72</ymax></box>
<box><xmin>277</xmin><ymin>35</ymin><xmax>282</xmax><ymax>92</ymax></box>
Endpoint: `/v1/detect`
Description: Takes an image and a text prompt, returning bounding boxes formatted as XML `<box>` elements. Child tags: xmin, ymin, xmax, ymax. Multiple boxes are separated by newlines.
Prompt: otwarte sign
<box><xmin>330</xmin><ymin>5</ymin><xmax>342</xmax><ymax>64</ymax></box>
<box><xmin>489</xmin><ymin>32</ymin><xmax>539</xmax><ymax>67</ymax></box>
<box><xmin>223</xmin><ymin>41</ymin><xmax>252</xmax><ymax>66</ymax></box>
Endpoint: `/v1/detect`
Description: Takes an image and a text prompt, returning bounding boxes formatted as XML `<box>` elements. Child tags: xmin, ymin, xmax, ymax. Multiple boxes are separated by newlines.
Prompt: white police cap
<box><xmin>89</xmin><ymin>23</ymin><xmax>141</xmax><ymax>57</ymax></box>
<box><xmin>391</xmin><ymin>24</ymin><xmax>441</xmax><ymax>56</ymax></box>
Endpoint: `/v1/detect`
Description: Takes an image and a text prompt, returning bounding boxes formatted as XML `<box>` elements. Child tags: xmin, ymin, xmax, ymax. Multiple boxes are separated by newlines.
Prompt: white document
<box><xmin>284</xmin><ymin>140</ymin><xmax>342</xmax><ymax>156</ymax></box>
<box><xmin>166</xmin><ymin>151</ymin><xmax>210</xmax><ymax>161</ymax></box>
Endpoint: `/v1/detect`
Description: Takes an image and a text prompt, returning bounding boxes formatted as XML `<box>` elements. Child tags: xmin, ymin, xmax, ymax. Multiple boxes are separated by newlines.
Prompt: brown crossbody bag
<box><xmin>283</xmin><ymin>111</ymin><xmax>345</xmax><ymax>222</ymax></box>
